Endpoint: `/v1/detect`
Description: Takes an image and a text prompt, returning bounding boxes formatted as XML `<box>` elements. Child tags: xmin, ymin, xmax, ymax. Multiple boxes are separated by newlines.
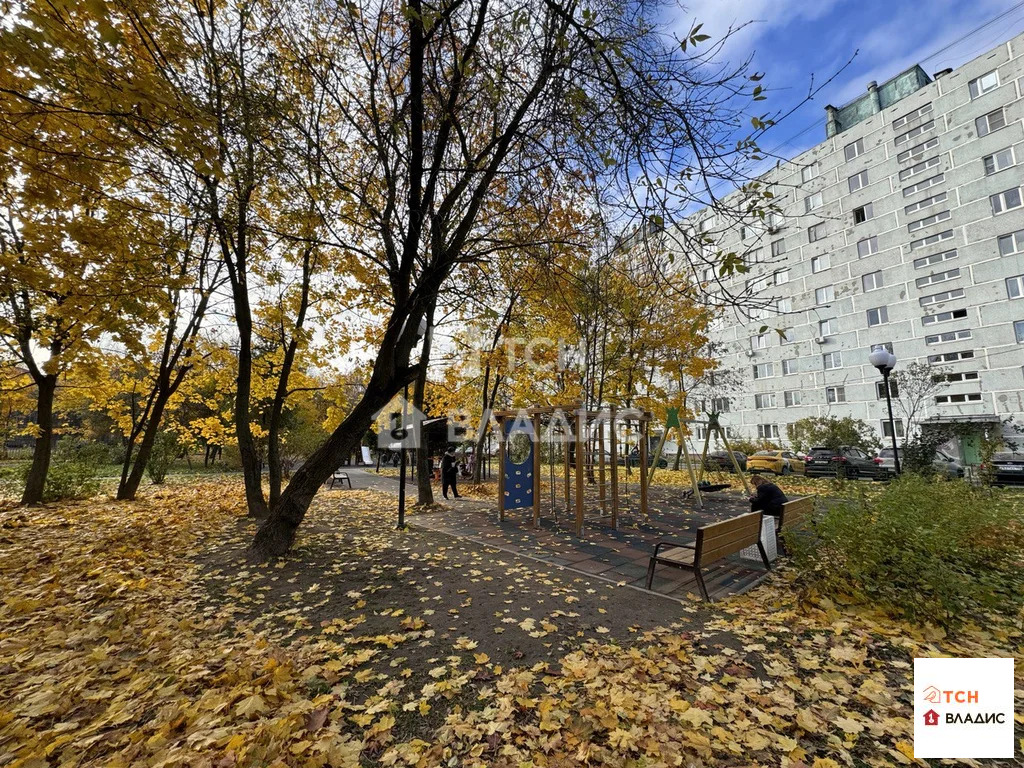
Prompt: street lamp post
<box><xmin>396</xmin><ymin>316</ymin><xmax>429</xmax><ymax>529</ymax></box>
<box><xmin>869</xmin><ymin>346</ymin><xmax>901</xmax><ymax>475</ymax></box>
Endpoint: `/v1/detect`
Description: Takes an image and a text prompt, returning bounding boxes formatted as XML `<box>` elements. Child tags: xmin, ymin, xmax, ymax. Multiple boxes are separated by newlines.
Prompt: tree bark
<box><xmin>116</xmin><ymin>388</ymin><xmax>173</xmax><ymax>500</ymax></box>
<box><xmin>413</xmin><ymin>310</ymin><xmax>435</xmax><ymax>506</ymax></box>
<box><xmin>21</xmin><ymin>373</ymin><xmax>57</xmax><ymax>505</ymax></box>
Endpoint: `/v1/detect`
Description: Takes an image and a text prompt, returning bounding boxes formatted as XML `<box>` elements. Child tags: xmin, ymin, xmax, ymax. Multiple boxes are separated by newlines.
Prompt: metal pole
<box><xmin>883</xmin><ymin>370</ymin><xmax>901</xmax><ymax>475</ymax></box>
<box><xmin>398</xmin><ymin>383</ymin><xmax>409</xmax><ymax>529</ymax></box>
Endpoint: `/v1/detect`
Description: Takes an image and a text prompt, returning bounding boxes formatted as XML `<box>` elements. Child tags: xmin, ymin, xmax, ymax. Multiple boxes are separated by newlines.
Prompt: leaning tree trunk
<box><xmin>117</xmin><ymin>388</ymin><xmax>173</xmax><ymax>500</ymax></box>
<box><xmin>21</xmin><ymin>373</ymin><xmax>58</xmax><ymax>505</ymax></box>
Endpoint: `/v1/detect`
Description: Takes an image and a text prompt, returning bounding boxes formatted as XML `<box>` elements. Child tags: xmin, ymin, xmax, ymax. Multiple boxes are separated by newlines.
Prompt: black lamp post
<box><xmin>869</xmin><ymin>346</ymin><xmax>900</xmax><ymax>475</ymax></box>
<box><xmin>396</xmin><ymin>317</ymin><xmax>429</xmax><ymax>529</ymax></box>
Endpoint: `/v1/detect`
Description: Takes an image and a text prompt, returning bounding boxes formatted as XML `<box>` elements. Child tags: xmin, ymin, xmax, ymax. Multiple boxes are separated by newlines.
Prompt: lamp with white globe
<box><xmin>869</xmin><ymin>346</ymin><xmax>900</xmax><ymax>475</ymax></box>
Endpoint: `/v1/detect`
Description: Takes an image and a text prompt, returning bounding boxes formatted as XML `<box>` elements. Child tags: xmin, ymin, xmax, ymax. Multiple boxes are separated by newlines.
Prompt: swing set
<box><xmin>494</xmin><ymin>405</ymin><xmax>653</xmax><ymax>537</ymax></box>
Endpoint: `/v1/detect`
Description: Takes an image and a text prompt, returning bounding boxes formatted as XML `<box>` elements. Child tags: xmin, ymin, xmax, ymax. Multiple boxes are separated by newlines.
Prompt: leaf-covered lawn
<box><xmin>1</xmin><ymin>481</ymin><xmax>1021</xmax><ymax>767</ymax></box>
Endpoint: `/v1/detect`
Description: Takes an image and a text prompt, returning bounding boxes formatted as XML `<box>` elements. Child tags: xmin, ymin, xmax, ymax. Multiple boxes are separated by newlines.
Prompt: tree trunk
<box><xmin>414</xmin><ymin>308</ymin><xmax>435</xmax><ymax>505</ymax></box>
<box><xmin>21</xmin><ymin>373</ymin><xmax>57</xmax><ymax>505</ymax></box>
<box><xmin>233</xmin><ymin>301</ymin><xmax>268</xmax><ymax>517</ymax></box>
<box><xmin>116</xmin><ymin>388</ymin><xmax>173</xmax><ymax>500</ymax></box>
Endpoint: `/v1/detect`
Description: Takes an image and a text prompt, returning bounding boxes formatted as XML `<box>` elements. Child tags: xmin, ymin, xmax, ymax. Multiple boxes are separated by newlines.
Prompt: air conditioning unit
<box><xmin>815</xmin><ymin>336</ymin><xmax>827</xmax><ymax>344</ymax></box>
<box><xmin>745</xmin><ymin>350</ymin><xmax>756</xmax><ymax>357</ymax></box>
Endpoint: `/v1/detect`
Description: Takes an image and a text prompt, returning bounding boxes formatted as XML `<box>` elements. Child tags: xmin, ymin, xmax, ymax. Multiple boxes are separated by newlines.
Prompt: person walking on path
<box><xmin>749</xmin><ymin>474</ymin><xmax>788</xmax><ymax>518</ymax></box>
<box><xmin>441</xmin><ymin>446</ymin><xmax>461</xmax><ymax>499</ymax></box>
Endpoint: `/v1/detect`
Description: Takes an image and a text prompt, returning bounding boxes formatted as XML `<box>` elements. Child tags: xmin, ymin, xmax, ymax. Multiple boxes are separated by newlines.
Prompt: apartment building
<box><xmin>686</xmin><ymin>32</ymin><xmax>1024</xmax><ymax>454</ymax></box>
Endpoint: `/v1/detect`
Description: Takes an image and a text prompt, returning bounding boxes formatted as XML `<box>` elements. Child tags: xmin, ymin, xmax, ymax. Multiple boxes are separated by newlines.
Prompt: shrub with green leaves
<box><xmin>787</xmin><ymin>474</ymin><xmax>1024</xmax><ymax>626</ymax></box>
<box><xmin>146</xmin><ymin>432</ymin><xmax>178</xmax><ymax>485</ymax></box>
<box><xmin>26</xmin><ymin>460</ymin><xmax>100</xmax><ymax>502</ymax></box>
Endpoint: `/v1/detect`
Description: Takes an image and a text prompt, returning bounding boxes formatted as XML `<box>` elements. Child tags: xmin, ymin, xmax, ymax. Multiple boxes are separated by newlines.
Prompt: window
<box><xmin>909</xmin><ymin>230</ymin><xmax>953</xmax><ymax>251</ymax></box>
<box><xmin>922</xmin><ymin>308</ymin><xmax>968</xmax><ymax>326</ymax></box>
<box><xmin>907</xmin><ymin>210</ymin><xmax>951</xmax><ymax>233</ymax></box>
<box><xmin>866</xmin><ymin>306</ymin><xmax>888</xmax><ymax>326</ymax></box>
<box><xmin>920</xmin><ymin>288</ymin><xmax>965</xmax><ymax>307</ymax></box>
<box><xmin>876</xmin><ymin>380</ymin><xmax>899</xmax><ymax>399</ymax></box>
<box><xmin>998</xmin><ymin>230</ymin><xmax>1024</xmax><ymax>256</ymax></box>
<box><xmin>754</xmin><ymin>393</ymin><xmax>776</xmax><ymax>409</ymax></box>
<box><xmin>991</xmin><ymin>187</ymin><xmax>1023</xmax><ymax>215</ymax></box>
<box><xmin>844</xmin><ymin>138</ymin><xmax>864</xmax><ymax>161</ymax></box>
<box><xmin>857</xmin><ymin>236</ymin><xmax>879</xmax><ymax>257</ymax></box>
<box><xmin>862</xmin><ymin>271</ymin><xmax>883</xmax><ymax>291</ymax></box>
<box><xmin>811</xmin><ymin>254</ymin><xmax>830</xmax><ymax>273</ymax></box>
<box><xmin>903</xmin><ymin>174</ymin><xmax>945</xmax><ymax>197</ymax></box>
<box><xmin>899</xmin><ymin>156</ymin><xmax>940</xmax><ymax>181</ymax></box>
<box><xmin>815</xmin><ymin>286</ymin><xmax>834</xmax><ymax>304</ymax></box>
<box><xmin>825</xmin><ymin>386</ymin><xmax>846</xmax><ymax>404</ymax></box>
<box><xmin>935</xmin><ymin>393</ymin><xmax>983</xmax><ymax>404</ymax></box>
<box><xmin>936</xmin><ymin>371</ymin><xmax>980</xmax><ymax>383</ymax></box>
<box><xmin>913</xmin><ymin>249</ymin><xmax>957</xmax><ymax>269</ymax></box>
<box><xmin>984</xmin><ymin>147</ymin><xmax>1015</xmax><ymax>175</ymax></box>
<box><xmin>1008</xmin><ymin>275</ymin><xmax>1024</xmax><ymax>299</ymax></box>
<box><xmin>746</xmin><ymin>246</ymin><xmax>765</xmax><ymax>263</ymax></box>
<box><xmin>905</xmin><ymin>191</ymin><xmax>947</xmax><ymax>215</ymax></box>
<box><xmin>976</xmin><ymin>109</ymin><xmax>1006</xmax><ymax>137</ymax></box>
<box><xmin>753</xmin><ymin>362</ymin><xmax>774</xmax><ymax>379</ymax></box>
<box><xmin>928</xmin><ymin>349</ymin><xmax>975</xmax><ymax>363</ymax></box>
<box><xmin>818</xmin><ymin>318</ymin><xmax>838</xmax><ymax>336</ymax></box>
<box><xmin>782</xmin><ymin>359</ymin><xmax>797</xmax><ymax>376</ymax></box>
<box><xmin>805</xmin><ymin>192</ymin><xmax>823</xmax><ymax>212</ymax></box>
<box><xmin>775</xmin><ymin>269</ymin><xmax>790</xmax><ymax>285</ymax></box>
<box><xmin>808</xmin><ymin>223</ymin><xmax>826</xmax><ymax>242</ymax></box>
<box><xmin>776</xmin><ymin>299</ymin><xmax>792</xmax><ymax>314</ymax></box>
<box><xmin>784</xmin><ymin>391</ymin><xmax>801</xmax><ymax>407</ymax></box>
<box><xmin>926</xmin><ymin>329</ymin><xmax>972</xmax><ymax>345</ymax></box>
<box><xmin>710</xmin><ymin>397</ymin><xmax>730</xmax><ymax>413</ymax></box>
<box><xmin>853</xmin><ymin>203</ymin><xmax>873</xmax><ymax>224</ymax></box>
<box><xmin>896</xmin><ymin>137</ymin><xmax>939</xmax><ymax>163</ymax></box>
<box><xmin>969</xmin><ymin>70</ymin><xmax>1000</xmax><ymax>99</ymax></box>
<box><xmin>882</xmin><ymin>419</ymin><xmax>906</xmax><ymax>439</ymax></box>
<box><xmin>848</xmin><ymin>170</ymin><xmax>868</xmax><ymax>192</ymax></box>
<box><xmin>771</xmin><ymin>239</ymin><xmax>785</xmax><ymax>257</ymax></box>
<box><xmin>894</xmin><ymin>120</ymin><xmax>934</xmax><ymax>145</ymax></box>
<box><xmin>801</xmin><ymin>163</ymin><xmax>819</xmax><ymax>182</ymax></box>
<box><xmin>1015</xmin><ymin>320</ymin><xmax>1024</xmax><ymax>343</ymax></box>
<box><xmin>751</xmin><ymin>333</ymin><xmax>769</xmax><ymax>350</ymax></box>
<box><xmin>757</xmin><ymin>424</ymin><xmax>780</xmax><ymax>440</ymax></box>
<box><xmin>892</xmin><ymin>103</ymin><xmax>933</xmax><ymax>129</ymax></box>
<box><xmin>915</xmin><ymin>268</ymin><xmax>961</xmax><ymax>288</ymax></box>
<box><xmin>822</xmin><ymin>351</ymin><xmax>842</xmax><ymax>370</ymax></box>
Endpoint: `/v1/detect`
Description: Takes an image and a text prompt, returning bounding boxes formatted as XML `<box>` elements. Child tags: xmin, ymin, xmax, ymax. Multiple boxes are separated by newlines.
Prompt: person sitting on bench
<box><xmin>749</xmin><ymin>474</ymin><xmax>788</xmax><ymax>518</ymax></box>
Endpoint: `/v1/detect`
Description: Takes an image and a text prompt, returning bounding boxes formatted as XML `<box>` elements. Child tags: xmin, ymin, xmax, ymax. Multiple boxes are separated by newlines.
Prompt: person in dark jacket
<box><xmin>749</xmin><ymin>474</ymin><xmax>788</xmax><ymax>518</ymax></box>
<box><xmin>441</xmin><ymin>446</ymin><xmax>460</xmax><ymax>499</ymax></box>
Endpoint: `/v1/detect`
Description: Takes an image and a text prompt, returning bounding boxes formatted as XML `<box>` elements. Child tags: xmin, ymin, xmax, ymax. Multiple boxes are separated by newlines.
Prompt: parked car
<box><xmin>747</xmin><ymin>450</ymin><xmax>805</xmax><ymax>476</ymax></box>
<box><xmin>985</xmin><ymin>451</ymin><xmax>1024</xmax><ymax>486</ymax></box>
<box><xmin>876</xmin><ymin>448</ymin><xmax>964</xmax><ymax>478</ymax></box>
<box><xmin>804</xmin><ymin>446</ymin><xmax>879</xmax><ymax>479</ymax></box>
<box><xmin>702</xmin><ymin>451</ymin><xmax>747</xmax><ymax>472</ymax></box>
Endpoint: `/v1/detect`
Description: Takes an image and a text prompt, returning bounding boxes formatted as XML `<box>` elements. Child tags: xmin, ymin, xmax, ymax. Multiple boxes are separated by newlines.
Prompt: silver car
<box><xmin>877</xmin><ymin>448</ymin><xmax>964</xmax><ymax>478</ymax></box>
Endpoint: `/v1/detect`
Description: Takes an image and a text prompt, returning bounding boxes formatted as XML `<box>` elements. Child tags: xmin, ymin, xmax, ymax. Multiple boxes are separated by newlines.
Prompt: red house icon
<box><xmin>923</xmin><ymin>709</ymin><xmax>940</xmax><ymax>726</ymax></box>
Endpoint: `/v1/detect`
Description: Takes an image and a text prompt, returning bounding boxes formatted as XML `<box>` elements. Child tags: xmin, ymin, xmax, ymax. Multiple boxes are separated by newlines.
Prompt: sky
<box><xmin>664</xmin><ymin>0</ymin><xmax>1024</xmax><ymax>162</ymax></box>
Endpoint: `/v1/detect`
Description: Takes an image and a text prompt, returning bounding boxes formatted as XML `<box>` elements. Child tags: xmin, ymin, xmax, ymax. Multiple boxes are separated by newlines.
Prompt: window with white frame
<box><xmin>882</xmin><ymin>419</ymin><xmax>905</xmax><ymax>439</ymax></box>
<box><xmin>745</xmin><ymin>246</ymin><xmax>765</xmax><ymax>263</ymax></box>
<box><xmin>1007</xmin><ymin>274</ymin><xmax>1024</xmax><ymax>299</ymax></box>
<box><xmin>771</xmin><ymin>239</ymin><xmax>785</xmax><ymax>257</ymax></box>
<box><xmin>817</xmin><ymin>318</ymin><xmax>837</xmax><ymax>337</ymax></box>
<box><xmin>848</xmin><ymin>170</ymin><xmax>868</xmax><ymax>192</ymax></box>
<box><xmin>853</xmin><ymin>203</ymin><xmax>873</xmax><ymax>224</ymax></box>
<box><xmin>913</xmin><ymin>249</ymin><xmax>957</xmax><ymax>269</ymax></box>
<box><xmin>909</xmin><ymin>229</ymin><xmax>953</xmax><ymax>250</ymax></box>
<box><xmin>876</xmin><ymin>380</ymin><xmax>898</xmax><ymax>399</ymax></box>
<box><xmin>710</xmin><ymin>397</ymin><xmax>730</xmax><ymax>412</ymax></box>
<box><xmin>784</xmin><ymin>391</ymin><xmax>801</xmax><ymax>407</ymax></box>
<box><xmin>896</xmin><ymin>136</ymin><xmax>938</xmax><ymax>163</ymax></box>
<box><xmin>754</xmin><ymin>393</ymin><xmax>776</xmax><ymax>409</ymax></box>
<box><xmin>753</xmin><ymin>362</ymin><xmax>774</xmax><ymax>379</ymax></box>
<box><xmin>892</xmin><ymin>103</ymin><xmax>933</xmax><ymax>129</ymax></box>
<box><xmin>844</xmin><ymin>138</ymin><xmax>864</xmax><ymax>161</ymax></box>
<box><xmin>905</xmin><ymin>191</ymin><xmax>947</xmax><ymax>215</ymax></box>
<box><xmin>935</xmin><ymin>393</ymin><xmax>983</xmax><ymax>404</ymax></box>
<box><xmin>920</xmin><ymin>288</ymin><xmax>965</xmax><ymax>306</ymax></box>
<box><xmin>777</xmin><ymin>297</ymin><xmax>792</xmax><ymax>313</ymax></box>
<box><xmin>903</xmin><ymin>174</ymin><xmax>944</xmax><ymax>196</ymax></box>
<box><xmin>907</xmin><ymin>210</ymin><xmax>951</xmax><ymax>232</ymax></box>
<box><xmin>862</xmin><ymin>271</ymin><xmax>883</xmax><ymax>291</ymax></box>
<box><xmin>928</xmin><ymin>349</ymin><xmax>974</xmax><ymax>363</ymax></box>
<box><xmin>815</xmin><ymin>286</ymin><xmax>834</xmax><ymax>304</ymax></box>
<box><xmin>937</xmin><ymin>371</ymin><xmax>980</xmax><ymax>383</ymax></box>
<box><xmin>983</xmin><ymin>147</ymin><xmax>1015</xmax><ymax>175</ymax></box>
<box><xmin>999</xmin><ymin>230</ymin><xmax>1024</xmax><ymax>256</ymax></box>
<box><xmin>866</xmin><ymin>306</ymin><xmax>888</xmax><ymax>326</ymax></box>
<box><xmin>922</xmin><ymin>308</ymin><xmax>968</xmax><ymax>326</ymax></box>
<box><xmin>822</xmin><ymin>351</ymin><xmax>842</xmax><ymax>370</ymax></box>
<box><xmin>899</xmin><ymin>156</ymin><xmax>941</xmax><ymax>181</ymax></box>
<box><xmin>857</xmin><ymin>236</ymin><xmax>879</xmax><ymax>257</ymax></box>
<box><xmin>825</xmin><ymin>386</ymin><xmax>846</xmax><ymax>403</ymax></box>
<box><xmin>926</xmin><ymin>329</ymin><xmax>972</xmax><ymax>344</ymax></box>
<box><xmin>894</xmin><ymin>120</ymin><xmax>934</xmax><ymax>145</ymax></box>
<box><xmin>805</xmin><ymin>191</ymin><xmax>823</xmax><ymax>212</ymax></box>
<box><xmin>916</xmin><ymin>268</ymin><xmax>960</xmax><ymax>288</ymax></box>
<box><xmin>811</xmin><ymin>254</ymin><xmax>830</xmax><ymax>273</ymax></box>
<box><xmin>808</xmin><ymin>222</ymin><xmax>826</xmax><ymax>242</ymax></box>
<box><xmin>976</xmin><ymin>108</ymin><xmax>1006</xmax><ymax>136</ymax></box>
<box><xmin>751</xmin><ymin>333</ymin><xmax>769</xmax><ymax>350</ymax></box>
<box><xmin>782</xmin><ymin>359</ymin><xmax>797</xmax><ymax>375</ymax></box>
<box><xmin>775</xmin><ymin>269</ymin><xmax>790</xmax><ymax>285</ymax></box>
<box><xmin>991</xmin><ymin>187</ymin><xmax>1023</xmax><ymax>215</ymax></box>
<box><xmin>757</xmin><ymin>424</ymin><xmax>780</xmax><ymax>440</ymax></box>
<box><xmin>801</xmin><ymin>163</ymin><xmax>819</xmax><ymax>182</ymax></box>
<box><xmin>969</xmin><ymin>70</ymin><xmax>1000</xmax><ymax>99</ymax></box>
<box><xmin>1015</xmin><ymin>319</ymin><xmax>1024</xmax><ymax>343</ymax></box>
<box><xmin>701</xmin><ymin>266</ymin><xmax>715</xmax><ymax>282</ymax></box>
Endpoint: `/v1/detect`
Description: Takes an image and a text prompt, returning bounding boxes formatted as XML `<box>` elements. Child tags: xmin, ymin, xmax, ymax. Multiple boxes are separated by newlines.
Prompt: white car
<box><xmin>876</xmin><ymin>448</ymin><xmax>964</xmax><ymax>478</ymax></box>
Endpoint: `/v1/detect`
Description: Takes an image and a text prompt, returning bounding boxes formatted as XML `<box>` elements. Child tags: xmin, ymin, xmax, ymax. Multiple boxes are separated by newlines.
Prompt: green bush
<box><xmin>31</xmin><ymin>460</ymin><xmax>100</xmax><ymax>502</ymax></box>
<box><xmin>146</xmin><ymin>432</ymin><xmax>178</xmax><ymax>485</ymax></box>
<box><xmin>788</xmin><ymin>474</ymin><xmax>1024</xmax><ymax>626</ymax></box>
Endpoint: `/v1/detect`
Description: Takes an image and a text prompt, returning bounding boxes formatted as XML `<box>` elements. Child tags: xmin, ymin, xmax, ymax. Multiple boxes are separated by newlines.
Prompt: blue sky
<box><xmin>667</xmin><ymin>0</ymin><xmax>1024</xmax><ymax>161</ymax></box>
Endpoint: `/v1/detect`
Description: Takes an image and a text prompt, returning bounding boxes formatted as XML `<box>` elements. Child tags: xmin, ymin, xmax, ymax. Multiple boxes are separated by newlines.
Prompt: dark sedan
<box><xmin>986</xmin><ymin>452</ymin><xmax>1024</xmax><ymax>486</ymax></box>
<box><xmin>702</xmin><ymin>451</ymin><xmax>747</xmax><ymax>472</ymax></box>
<box><xmin>804</xmin><ymin>446</ymin><xmax>880</xmax><ymax>479</ymax></box>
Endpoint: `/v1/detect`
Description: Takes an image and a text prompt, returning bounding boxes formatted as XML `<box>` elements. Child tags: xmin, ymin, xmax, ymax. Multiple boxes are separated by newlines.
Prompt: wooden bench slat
<box><xmin>656</xmin><ymin>548</ymin><xmax>695</xmax><ymax>565</ymax></box>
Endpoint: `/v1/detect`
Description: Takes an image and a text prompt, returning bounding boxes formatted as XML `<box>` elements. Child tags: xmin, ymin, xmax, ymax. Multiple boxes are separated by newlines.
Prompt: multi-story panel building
<box><xmin>688</xmin><ymin>33</ymin><xmax>1024</xmax><ymax>455</ymax></box>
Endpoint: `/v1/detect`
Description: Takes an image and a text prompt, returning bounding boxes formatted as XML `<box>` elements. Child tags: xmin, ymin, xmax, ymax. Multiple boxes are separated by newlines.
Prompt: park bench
<box><xmin>644</xmin><ymin>511</ymin><xmax>770</xmax><ymax>601</ymax></box>
<box><xmin>775</xmin><ymin>495</ymin><xmax>815</xmax><ymax>553</ymax></box>
<box><xmin>329</xmin><ymin>470</ymin><xmax>352</xmax><ymax>489</ymax></box>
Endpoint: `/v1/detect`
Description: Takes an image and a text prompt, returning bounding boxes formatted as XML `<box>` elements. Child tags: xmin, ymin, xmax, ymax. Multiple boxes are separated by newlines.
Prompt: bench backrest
<box><xmin>695</xmin><ymin>511</ymin><xmax>762</xmax><ymax>564</ymax></box>
<box><xmin>780</xmin><ymin>496</ymin><xmax>815</xmax><ymax>530</ymax></box>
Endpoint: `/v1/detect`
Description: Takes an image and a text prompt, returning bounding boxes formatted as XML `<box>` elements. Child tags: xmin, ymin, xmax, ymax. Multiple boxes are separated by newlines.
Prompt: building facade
<box><xmin>688</xmin><ymin>32</ymin><xmax>1024</xmax><ymax>455</ymax></box>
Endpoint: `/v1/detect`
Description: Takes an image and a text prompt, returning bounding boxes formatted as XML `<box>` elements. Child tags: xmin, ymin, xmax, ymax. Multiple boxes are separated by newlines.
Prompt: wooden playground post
<box><xmin>681</xmin><ymin>427</ymin><xmax>704</xmax><ymax>507</ymax></box>
<box><xmin>574</xmin><ymin>408</ymin><xmax>585</xmax><ymax>537</ymax></box>
<box><xmin>639</xmin><ymin>416</ymin><xmax>648</xmax><ymax>518</ymax></box>
<box><xmin>597</xmin><ymin>416</ymin><xmax>606</xmax><ymax>514</ymax></box>
<box><xmin>609</xmin><ymin>407</ymin><xmax>618</xmax><ymax>528</ymax></box>
<box><xmin>718</xmin><ymin>425</ymin><xmax>752</xmax><ymax>495</ymax></box>
<box><xmin>695</xmin><ymin>427</ymin><xmax>713</xmax><ymax>484</ymax></box>
<box><xmin>532</xmin><ymin>413</ymin><xmax>541</xmax><ymax>527</ymax></box>
<box><xmin>563</xmin><ymin>421</ymin><xmax>571</xmax><ymax>512</ymax></box>
<box><xmin>497</xmin><ymin>415</ymin><xmax>505</xmax><ymax>521</ymax></box>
